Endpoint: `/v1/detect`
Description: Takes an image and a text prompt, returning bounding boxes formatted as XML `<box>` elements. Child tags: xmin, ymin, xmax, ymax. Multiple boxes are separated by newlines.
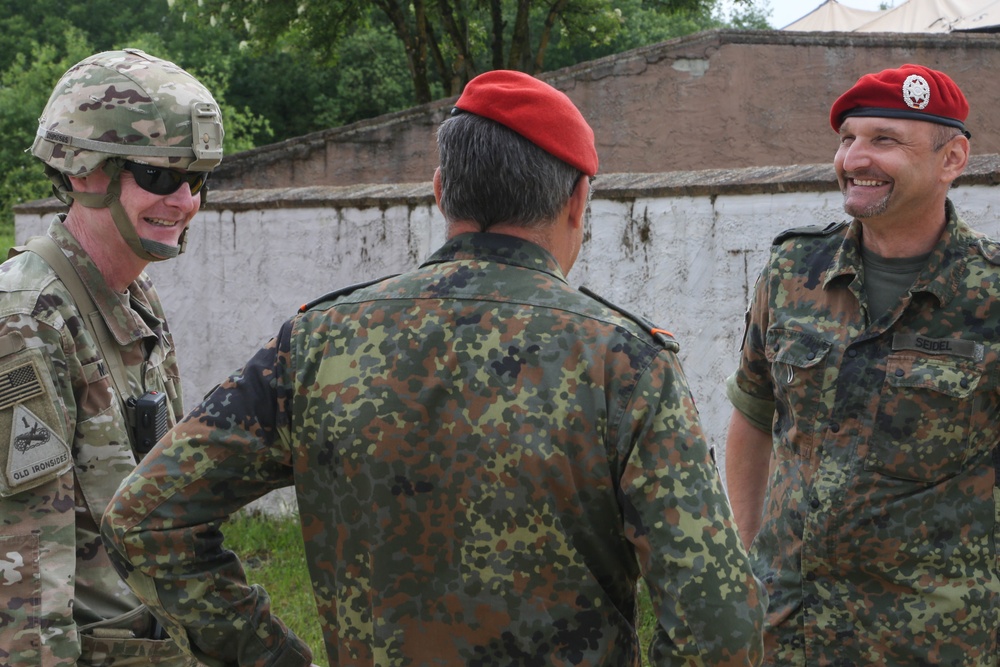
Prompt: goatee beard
<box><xmin>843</xmin><ymin>186</ymin><xmax>891</xmax><ymax>219</ymax></box>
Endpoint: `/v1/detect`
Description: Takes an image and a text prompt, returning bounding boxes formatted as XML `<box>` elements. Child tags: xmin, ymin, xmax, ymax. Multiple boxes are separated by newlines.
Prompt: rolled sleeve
<box><xmin>726</xmin><ymin>372</ymin><xmax>774</xmax><ymax>435</ymax></box>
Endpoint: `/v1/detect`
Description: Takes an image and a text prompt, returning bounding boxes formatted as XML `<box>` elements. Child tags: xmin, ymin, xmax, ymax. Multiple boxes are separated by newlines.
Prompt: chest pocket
<box><xmin>765</xmin><ymin>329</ymin><xmax>832</xmax><ymax>454</ymax></box>
<box><xmin>867</xmin><ymin>354</ymin><xmax>982</xmax><ymax>484</ymax></box>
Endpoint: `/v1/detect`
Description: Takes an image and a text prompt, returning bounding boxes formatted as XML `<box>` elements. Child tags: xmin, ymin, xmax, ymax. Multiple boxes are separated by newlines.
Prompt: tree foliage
<box><xmin>173</xmin><ymin>0</ymin><xmax>763</xmax><ymax>104</ymax></box>
<box><xmin>0</xmin><ymin>33</ymin><xmax>94</xmax><ymax>230</ymax></box>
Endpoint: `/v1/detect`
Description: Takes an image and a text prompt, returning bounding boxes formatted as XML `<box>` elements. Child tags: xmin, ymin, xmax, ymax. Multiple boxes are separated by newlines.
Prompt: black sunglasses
<box><xmin>121</xmin><ymin>160</ymin><xmax>208</xmax><ymax>196</ymax></box>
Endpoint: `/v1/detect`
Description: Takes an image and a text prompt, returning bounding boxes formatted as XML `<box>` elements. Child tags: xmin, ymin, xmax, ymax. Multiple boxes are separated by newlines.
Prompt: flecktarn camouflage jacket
<box><xmin>730</xmin><ymin>201</ymin><xmax>1000</xmax><ymax>666</ymax></box>
<box><xmin>104</xmin><ymin>233</ymin><xmax>765</xmax><ymax>667</ymax></box>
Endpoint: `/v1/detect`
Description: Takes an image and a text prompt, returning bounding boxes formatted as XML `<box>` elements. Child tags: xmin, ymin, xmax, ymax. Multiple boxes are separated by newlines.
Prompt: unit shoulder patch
<box><xmin>5</xmin><ymin>404</ymin><xmax>70</xmax><ymax>491</ymax></box>
<box><xmin>0</xmin><ymin>353</ymin><xmax>71</xmax><ymax>497</ymax></box>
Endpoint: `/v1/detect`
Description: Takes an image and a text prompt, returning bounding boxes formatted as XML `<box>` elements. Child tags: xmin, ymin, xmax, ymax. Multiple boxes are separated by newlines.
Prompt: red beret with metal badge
<box><xmin>830</xmin><ymin>63</ymin><xmax>970</xmax><ymax>137</ymax></box>
<box><xmin>453</xmin><ymin>70</ymin><xmax>598</xmax><ymax>176</ymax></box>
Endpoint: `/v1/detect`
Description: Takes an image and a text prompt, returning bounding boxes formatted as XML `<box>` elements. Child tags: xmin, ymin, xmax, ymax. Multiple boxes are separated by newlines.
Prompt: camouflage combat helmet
<box><xmin>31</xmin><ymin>48</ymin><xmax>224</xmax><ymax>261</ymax></box>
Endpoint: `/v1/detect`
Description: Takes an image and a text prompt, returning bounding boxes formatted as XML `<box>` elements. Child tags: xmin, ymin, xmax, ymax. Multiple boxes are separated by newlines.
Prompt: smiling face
<box><xmin>834</xmin><ymin>116</ymin><xmax>957</xmax><ymax>230</ymax></box>
<box><xmin>64</xmin><ymin>164</ymin><xmax>205</xmax><ymax>288</ymax></box>
<box><xmin>117</xmin><ymin>167</ymin><xmax>203</xmax><ymax>248</ymax></box>
<box><xmin>72</xmin><ymin>165</ymin><xmax>203</xmax><ymax>248</ymax></box>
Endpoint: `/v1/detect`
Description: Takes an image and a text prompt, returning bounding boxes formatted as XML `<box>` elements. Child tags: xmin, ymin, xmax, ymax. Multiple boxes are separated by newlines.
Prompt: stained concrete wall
<box><xmin>209</xmin><ymin>30</ymin><xmax>1000</xmax><ymax>191</ymax></box>
<box><xmin>14</xmin><ymin>158</ymin><xmax>1000</xmax><ymax>485</ymax></box>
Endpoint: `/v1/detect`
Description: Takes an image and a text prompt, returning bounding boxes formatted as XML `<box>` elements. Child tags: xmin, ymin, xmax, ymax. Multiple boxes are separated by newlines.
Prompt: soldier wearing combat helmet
<box><xmin>0</xmin><ymin>49</ymin><xmax>222</xmax><ymax>666</ymax></box>
<box><xmin>726</xmin><ymin>64</ymin><xmax>1000</xmax><ymax>665</ymax></box>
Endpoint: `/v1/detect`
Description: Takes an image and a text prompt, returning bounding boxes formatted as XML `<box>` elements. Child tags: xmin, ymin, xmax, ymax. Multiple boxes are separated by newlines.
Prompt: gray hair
<box><xmin>436</xmin><ymin>112</ymin><xmax>583</xmax><ymax>231</ymax></box>
<box><xmin>931</xmin><ymin>123</ymin><xmax>964</xmax><ymax>151</ymax></box>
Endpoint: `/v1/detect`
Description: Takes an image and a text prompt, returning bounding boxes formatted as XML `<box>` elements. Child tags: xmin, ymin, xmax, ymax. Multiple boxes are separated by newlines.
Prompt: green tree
<box><xmin>0</xmin><ymin>0</ymin><xmax>182</xmax><ymax>72</ymax></box>
<box><xmin>171</xmin><ymin>0</ymin><xmax>763</xmax><ymax>106</ymax></box>
<box><xmin>314</xmin><ymin>22</ymin><xmax>419</xmax><ymax>127</ymax></box>
<box><xmin>0</xmin><ymin>33</ymin><xmax>93</xmax><ymax>231</ymax></box>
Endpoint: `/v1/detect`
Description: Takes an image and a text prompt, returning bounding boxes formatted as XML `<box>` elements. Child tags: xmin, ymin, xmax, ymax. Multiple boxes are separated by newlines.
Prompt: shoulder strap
<box><xmin>772</xmin><ymin>220</ymin><xmax>848</xmax><ymax>246</ymax></box>
<box><xmin>22</xmin><ymin>237</ymin><xmax>135</xmax><ymax>430</ymax></box>
<box><xmin>298</xmin><ymin>274</ymin><xmax>398</xmax><ymax>313</ymax></box>
<box><xmin>578</xmin><ymin>285</ymin><xmax>679</xmax><ymax>351</ymax></box>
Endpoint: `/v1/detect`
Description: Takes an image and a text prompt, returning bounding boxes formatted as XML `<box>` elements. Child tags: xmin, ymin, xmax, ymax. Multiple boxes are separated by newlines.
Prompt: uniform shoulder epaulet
<box><xmin>772</xmin><ymin>220</ymin><xmax>848</xmax><ymax>246</ymax></box>
<box><xmin>974</xmin><ymin>237</ymin><xmax>1000</xmax><ymax>266</ymax></box>
<box><xmin>578</xmin><ymin>285</ymin><xmax>679</xmax><ymax>350</ymax></box>
<box><xmin>298</xmin><ymin>274</ymin><xmax>398</xmax><ymax>313</ymax></box>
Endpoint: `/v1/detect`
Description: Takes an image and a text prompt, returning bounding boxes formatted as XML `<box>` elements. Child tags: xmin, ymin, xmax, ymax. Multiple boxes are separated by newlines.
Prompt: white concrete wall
<box><xmin>16</xmin><ymin>183</ymin><xmax>1000</xmax><ymax>484</ymax></box>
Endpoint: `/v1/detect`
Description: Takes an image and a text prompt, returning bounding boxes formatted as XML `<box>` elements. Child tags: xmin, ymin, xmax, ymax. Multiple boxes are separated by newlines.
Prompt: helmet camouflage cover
<box><xmin>32</xmin><ymin>48</ymin><xmax>223</xmax><ymax>176</ymax></box>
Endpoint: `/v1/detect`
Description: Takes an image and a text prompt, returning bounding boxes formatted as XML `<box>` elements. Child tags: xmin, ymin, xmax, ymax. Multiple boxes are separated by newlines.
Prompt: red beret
<box><xmin>830</xmin><ymin>64</ymin><xmax>969</xmax><ymax>136</ymax></box>
<box><xmin>454</xmin><ymin>70</ymin><xmax>598</xmax><ymax>176</ymax></box>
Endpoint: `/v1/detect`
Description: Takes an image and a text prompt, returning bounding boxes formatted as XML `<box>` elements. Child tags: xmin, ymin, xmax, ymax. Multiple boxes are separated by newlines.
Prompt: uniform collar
<box><xmin>49</xmin><ymin>216</ymin><xmax>158</xmax><ymax>345</ymax></box>
<box><xmin>422</xmin><ymin>232</ymin><xmax>568</xmax><ymax>284</ymax></box>
<box><xmin>824</xmin><ymin>199</ymin><xmax>970</xmax><ymax>308</ymax></box>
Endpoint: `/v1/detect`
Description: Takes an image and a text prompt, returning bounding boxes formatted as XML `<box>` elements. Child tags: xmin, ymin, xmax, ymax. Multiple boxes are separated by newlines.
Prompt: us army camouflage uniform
<box><xmin>728</xmin><ymin>201</ymin><xmax>1000</xmax><ymax>665</ymax></box>
<box><xmin>0</xmin><ymin>218</ymin><xmax>189</xmax><ymax>666</ymax></box>
<box><xmin>103</xmin><ymin>233</ymin><xmax>766</xmax><ymax>666</ymax></box>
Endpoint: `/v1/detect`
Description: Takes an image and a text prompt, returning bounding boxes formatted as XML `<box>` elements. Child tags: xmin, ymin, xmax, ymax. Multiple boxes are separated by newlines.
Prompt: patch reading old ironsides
<box><xmin>6</xmin><ymin>403</ymin><xmax>69</xmax><ymax>490</ymax></box>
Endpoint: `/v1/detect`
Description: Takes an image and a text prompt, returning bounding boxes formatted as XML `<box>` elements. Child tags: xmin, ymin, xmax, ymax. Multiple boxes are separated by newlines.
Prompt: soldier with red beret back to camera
<box><xmin>101</xmin><ymin>70</ymin><xmax>766</xmax><ymax>666</ymax></box>
<box><xmin>725</xmin><ymin>64</ymin><xmax>1000</xmax><ymax>665</ymax></box>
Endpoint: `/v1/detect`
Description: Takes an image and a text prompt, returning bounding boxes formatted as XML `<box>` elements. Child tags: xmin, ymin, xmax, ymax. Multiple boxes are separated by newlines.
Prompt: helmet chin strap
<box><xmin>59</xmin><ymin>161</ymin><xmax>185</xmax><ymax>262</ymax></box>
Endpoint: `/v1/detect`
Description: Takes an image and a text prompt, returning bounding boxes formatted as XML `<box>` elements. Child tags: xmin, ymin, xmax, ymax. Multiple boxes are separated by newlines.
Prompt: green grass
<box><xmin>224</xmin><ymin>511</ymin><xmax>657</xmax><ymax>666</ymax></box>
<box><xmin>222</xmin><ymin>511</ymin><xmax>329</xmax><ymax>664</ymax></box>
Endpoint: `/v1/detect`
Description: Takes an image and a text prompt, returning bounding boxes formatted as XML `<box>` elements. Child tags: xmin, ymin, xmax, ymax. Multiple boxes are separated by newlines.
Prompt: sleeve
<box><xmin>0</xmin><ymin>315</ymin><xmax>78</xmax><ymax>666</ymax></box>
<box><xmin>725</xmin><ymin>373</ymin><xmax>773</xmax><ymax>434</ymax></box>
<box><xmin>728</xmin><ymin>261</ymin><xmax>776</xmax><ymax>430</ymax></box>
<box><xmin>100</xmin><ymin>318</ymin><xmax>314</xmax><ymax>667</ymax></box>
<box><xmin>617</xmin><ymin>349</ymin><xmax>766</xmax><ymax>666</ymax></box>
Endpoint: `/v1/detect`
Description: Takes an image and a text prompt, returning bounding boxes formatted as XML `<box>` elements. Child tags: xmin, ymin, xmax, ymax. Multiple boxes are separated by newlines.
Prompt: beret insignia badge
<box><xmin>902</xmin><ymin>74</ymin><xmax>931</xmax><ymax>110</ymax></box>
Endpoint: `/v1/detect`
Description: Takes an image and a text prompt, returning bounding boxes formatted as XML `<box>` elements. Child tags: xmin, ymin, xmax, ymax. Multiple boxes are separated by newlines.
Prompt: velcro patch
<box><xmin>0</xmin><ymin>352</ymin><xmax>71</xmax><ymax>497</ymax></box>
<box><xmin>6</xmin><ymin>404</ymin><xmax>70</xmax><ymax>490</ymax></box>
<box><xmin>0</xmin><ymin>361</ymin><xmax>45</xmax><ymax>411</ymax></box>
<box><xmin>892</xmin><ymin>334</ymin><xmax>984</xmax><ymax>361</ymax></box>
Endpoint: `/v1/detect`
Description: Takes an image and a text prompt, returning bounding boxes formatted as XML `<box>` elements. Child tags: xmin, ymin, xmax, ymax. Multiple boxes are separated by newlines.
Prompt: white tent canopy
<box><xmin>783</xmin><ymin>1</ymin><xmax>884</xmax><ymax>30</ymax></box>
<box><xmin>784</xmin><ymin>0</ymin><xmax>1000</xmax><ymax>32</ymax></box>
<box><xmin>950</xmin><ymin>0</ymin><xmax>1000</xmax><ymax>30</ymax></box>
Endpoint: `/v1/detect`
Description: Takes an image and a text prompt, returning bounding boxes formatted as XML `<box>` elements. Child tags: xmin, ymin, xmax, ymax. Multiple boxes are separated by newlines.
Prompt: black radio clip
<box><xmin>127</xmin><ymin>390</ymin><xmax>168</xmax><ymax>456</ymax></box>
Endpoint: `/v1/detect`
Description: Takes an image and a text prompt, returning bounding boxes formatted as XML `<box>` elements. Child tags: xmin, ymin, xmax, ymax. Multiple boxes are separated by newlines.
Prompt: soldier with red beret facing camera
<box><xmin>725</xmin><ymin>64</ymin><xmax>1000</xmax><ymax>665</ymax></box>
<box><xmin>102</xmin><ymin>70</ymin><xmax>766</xmax><ymax>666</ymax></box>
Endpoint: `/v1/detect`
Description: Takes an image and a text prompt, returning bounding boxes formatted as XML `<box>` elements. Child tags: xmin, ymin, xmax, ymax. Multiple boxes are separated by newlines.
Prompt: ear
<box><xmin>432</xmin><ymin>167</ymin><xmax>444</xmax><ymax>212</ymax></box>
<box><xmin>940</xmin><ymin>134</ymin><xmax>970</xmax><ymax>183</ymax></box>
<box><xmin>66</xmin><ymin>174</ymin><xmax>87</xmax><ymax>193</ymax></box>
<box><xmin>67</xmin><ymin>168</ymin><xmax>112</xmax><ymax>195</ymax></box>
<box><xmin>565</xmin><ymin>175</ymin><xmax>589</xmax><ymax>230</ymax></box>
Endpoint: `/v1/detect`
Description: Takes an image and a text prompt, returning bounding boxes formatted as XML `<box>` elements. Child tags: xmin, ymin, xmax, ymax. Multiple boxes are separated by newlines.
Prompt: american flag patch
<box><xmin>0</xmin><ymin>362</ymin><xmax>44</xmax><ymax>411</ymax></box>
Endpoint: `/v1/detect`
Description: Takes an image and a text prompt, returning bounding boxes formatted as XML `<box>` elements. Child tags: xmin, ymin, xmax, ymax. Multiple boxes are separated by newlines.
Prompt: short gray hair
<box><xmin>931</xmin><ymin>123</ymin><xmax>964</xmax><ymax>151</ymax></box>
<box><xmin>436</xmin><ymin>112</ymin><xmax>583</xmax><ymax>231</ymax></box>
